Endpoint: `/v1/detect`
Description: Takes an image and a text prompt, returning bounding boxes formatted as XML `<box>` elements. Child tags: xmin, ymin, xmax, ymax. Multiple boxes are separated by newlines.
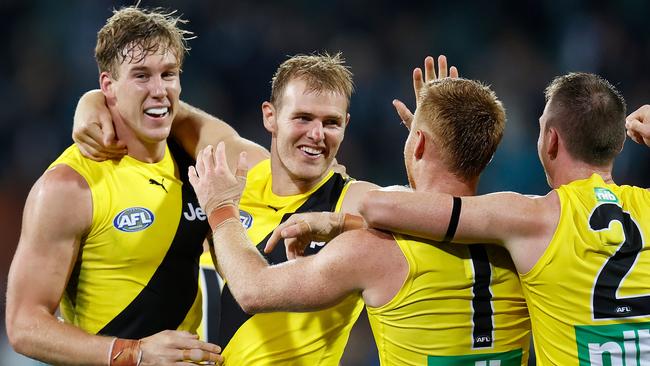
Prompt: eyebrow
<box><xmin>128</xmin><ymin>63</ymin><xmax>179</xmax><ymax>72</ymax></box>
<box><xmin>292</xmin><ymin>110</ymin><xmax>345</xmax><ymax>121</ymax></box>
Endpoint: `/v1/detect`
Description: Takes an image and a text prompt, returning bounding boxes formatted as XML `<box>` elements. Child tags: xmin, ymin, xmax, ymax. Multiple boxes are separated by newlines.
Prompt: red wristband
<box><xmin>208</xmin><ymin>204</ymin><xmax>239</xmax><ymax>230</ymax></box>
<box><xmin>342</xmin><ymin>213</ymin><xmax>366</xmax><ymax>232</ymax></box>
<box><xmin>110</xmin><ymin>339</ymin><xmax>141</xmax><ymax>366</ymax></box>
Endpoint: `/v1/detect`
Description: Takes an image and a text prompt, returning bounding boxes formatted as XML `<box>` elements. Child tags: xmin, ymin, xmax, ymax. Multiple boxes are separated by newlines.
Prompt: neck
<box><xmin>415</xmin><ymin>169</ymin><xmax>478</xmax><ymax>196</ymax></box>
<box><xmin>112</xmin><ymin>111</ymin><xmax>166</xmax><ymax>163</ymax></box>
<box><xmin>269</xmin><ymin>158</ymin><xmax>325</xmax><ymax>196</ymax></box>
<box><xmin>549</xmin><ymin>159</ymin><xmax>614</xmax><ymax>188</ymax></box>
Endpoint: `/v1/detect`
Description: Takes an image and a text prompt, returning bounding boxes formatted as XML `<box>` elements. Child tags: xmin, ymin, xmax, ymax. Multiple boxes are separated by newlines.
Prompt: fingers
<box><xmin>285</xmin><ymin>238</ymin><xmax>306</xmax><ymax>260</ymax></box>
<box><xmin>99</xmin><ymin>114</ymin><xmax>117</xmax><ymax>147</ymax></box>
<box><xmin>626</xmin><ymin>118</ymin><xmax>650</xmax><ymax>146</ymax></box>
<box><xmin>235</xmin><ymin>151</ymin><xmax>248</xmax><ymax>179</ymax></box>
<box><xmin>188</xmin><ymin>166</ymin><xmax>199</xmax><ymax>188</ymax></box>
<box><xmin>393</xmin><ymin>99</ymin><xmax>414</xmax><ymax>130</ymax></box>
<box><xmin>265</xmin><ymin>227</ymin><xmax>283</xmax><ymax>254</ymax></box>
<box><xmin>195</xmin><ymin>147</ymin><xmax>208</xmax><ymax>178</ymax></box>
<box><xmin>437</xmin><ymin>55</ymin><xmax>448</xmax><ymax>79</ymax></box>
<box><xmin>412</xmin><ymin>68</ymin><xmax>424</xmax><ymax>99</ymax></box>
<box><xmin>424</xmin><ymin>55</ymin><xmax>436</xmax><ymax>82</ymax></box>
<box><xmin>214</xmin><ymin>142</ymin><xmax>229</xmax><ymax>172</ymax></box>
<box><xmin>626</xmin><ymin>104</ymin><xmax>650</xmax><ymax>124</ymax></box>
<box><xmin>449</xmin><ymin>66</ymin><xmax>459</xmax><ymax>78</ymax></box>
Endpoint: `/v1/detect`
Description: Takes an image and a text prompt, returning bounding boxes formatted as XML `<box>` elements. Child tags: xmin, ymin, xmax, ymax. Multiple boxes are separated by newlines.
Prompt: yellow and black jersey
<box><xmin>199</xmin><ymin>160</ymin><xmax>364</xmax><ymax>365</ymax></box>
<box><xmin>521</xmin><ymin>174</ymin><xmax>650</xmax><ymax>365</ymax></box>
<box><xmin>366</xmin><ymin>233</ymin><xmax>531</xmax><ymax>365</ymax></box>
<box><xmin>53</xmin><ymin>141</ymin><xmax>209</xmax><ymax>339</ymax></box>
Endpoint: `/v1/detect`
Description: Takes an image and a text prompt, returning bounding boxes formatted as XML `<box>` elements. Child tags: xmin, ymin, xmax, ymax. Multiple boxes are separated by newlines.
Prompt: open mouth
<box><xmin>144</xmin><ymin>107</ymin><xmax>169</xmax><ymax>118</ymax></box>
<box><xmin>299</xmin><ymin>146</ymin><xmax>324</xmax><ymax>158</ymax></box>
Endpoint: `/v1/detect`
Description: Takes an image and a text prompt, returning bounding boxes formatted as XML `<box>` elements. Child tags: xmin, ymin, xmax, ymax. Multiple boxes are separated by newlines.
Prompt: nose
<box><xmin>149</xmin><ymin>76</ymin><xmax>167</xmax><ymax>98</ymax></box>
<box><xmin>307</xmin><ymin>121</ymin><xmax>324</xmax><ymax>142</ymax></box>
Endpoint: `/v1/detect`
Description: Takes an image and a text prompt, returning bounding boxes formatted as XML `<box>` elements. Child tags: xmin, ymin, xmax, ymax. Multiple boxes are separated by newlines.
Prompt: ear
<box><xmin>344</xmin><ymin>113</ymin><xmax>351</xmax><ymax>130</ymax></box>
<box><xmin>99</xmin><ymin>72</ymin><xmax>115</xmax><ymax>99</ymax></box>
<box><xmin>414</xmin><ymin>130</ymin><xmax>426</xmax><ymax>160</ymax></box>
<box><xmin>546</xmin><ymin>127</ymin><xmax>559</xmax><ymax>161</ymax></box>
<box><xmin>262</xmin><ymin>101</ymin><xmax>277</xmax><ymax>134</ymax></box>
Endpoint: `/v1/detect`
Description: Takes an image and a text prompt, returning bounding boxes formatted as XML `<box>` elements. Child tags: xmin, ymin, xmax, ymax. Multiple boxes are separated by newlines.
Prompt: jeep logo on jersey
<box><xmin>113</xmin><ymin>207</ymin><xmax>154</xmax><ymax>232</ymax></box>
<box><xmin>240</xmin><ymin>210</ymin><xmax>253</xmax><ymax>229</ymax></box>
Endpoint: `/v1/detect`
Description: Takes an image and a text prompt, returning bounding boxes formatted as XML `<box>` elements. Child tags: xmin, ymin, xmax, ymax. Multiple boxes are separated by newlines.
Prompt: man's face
<box><xmin>268</xmin><ymin>78</ymin><xmax>349</xmax><ymax>184</ymax></box>
<box><xmin>103</xmin><ymin>48</ymin><xmax>181</xmax><ymax>144</ymax></box>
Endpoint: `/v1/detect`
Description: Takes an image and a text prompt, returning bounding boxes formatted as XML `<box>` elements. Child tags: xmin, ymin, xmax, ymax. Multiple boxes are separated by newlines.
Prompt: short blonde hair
<box><xmin>95</xmin><ymin>6</ymin><xmax>193</xmax><ymax>78</ymax></box>
<box><xmin>270</xmin><ymin>52</ymin><xmax>354</xmax><ymax>110</ymax></box>
<box><xmin>417</xmin><ymin>78</ymin><xmax>506</xmax><ymax>179</ymax></box>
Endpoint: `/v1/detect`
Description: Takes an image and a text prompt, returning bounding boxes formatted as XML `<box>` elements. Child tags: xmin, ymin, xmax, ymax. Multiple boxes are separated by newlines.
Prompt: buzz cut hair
<box><xmin>417</xmin><ymin>78</ymin><xmax>506</xmax><ymax>180</ymax></box>
<box><xmin>544</xmin><ymin>72</ymin><xmax>626</xmax><ymax>166</ymax></box>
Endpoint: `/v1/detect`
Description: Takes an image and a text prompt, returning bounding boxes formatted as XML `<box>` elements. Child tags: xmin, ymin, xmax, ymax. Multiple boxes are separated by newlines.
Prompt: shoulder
<box><xmin>339</xmin><ymin>180</ymin><xmax>380</xmax><ymax>214</ymax></box>
<box><xmin>24</xmin><ymin>165</ymin><xmax>92</xmax><ymax>235</ymax></box>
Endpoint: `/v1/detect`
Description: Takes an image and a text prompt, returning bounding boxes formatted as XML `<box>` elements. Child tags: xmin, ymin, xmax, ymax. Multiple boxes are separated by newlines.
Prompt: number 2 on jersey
<box><xmin>589</xmin><ymin>203</ymin><xmax>650</xmax><ymax>319</ymax></box>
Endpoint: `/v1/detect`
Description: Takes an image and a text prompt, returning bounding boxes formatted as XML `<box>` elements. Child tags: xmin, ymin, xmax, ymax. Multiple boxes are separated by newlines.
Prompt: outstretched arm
<box><xmin>189</xmin><ymin>144</ymin><xmax>376</xmax><ymax>312</ymax></box>
<box><xmin>6</xmin><ymin>166</ymin><xmax>223</xmax><ymax>366</ymax></box>
<box><xmin>358</xmin><ymin>188</ymin><xmax>559</xmax><ymax>273</ymax></box>
<box><xmin>73</xmin><ymin>90</ymin><xmax>269</xmax><ymax>168</ymax></box>
<box><xmin>171</xmin><ymin>101</ymin><xmax>269</xmax><ymax>169</ymax></box>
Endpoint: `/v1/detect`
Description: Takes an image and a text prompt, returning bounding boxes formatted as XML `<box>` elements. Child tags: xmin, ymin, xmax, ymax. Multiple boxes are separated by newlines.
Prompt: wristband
<box><xmin>341</xmin><ymin>214</ymin><xmax>365</xmax><ymax>233</ymax></box>
<box><xmin>110</xmin><ymin>338</ymin><xmax>142</xmax><ymax>366</ymax></box>
<box><xmin>208</xmin><ymin>204</ymin><xmax>239</xmax><ymax>230</ymax></box>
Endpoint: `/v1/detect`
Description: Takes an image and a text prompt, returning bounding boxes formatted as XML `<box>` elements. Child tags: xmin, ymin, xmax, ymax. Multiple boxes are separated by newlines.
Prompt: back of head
<box><xmin>270</xmin><ymin>52</ymin><xmax>354</xmax><ymax>110</ymax></box>
<box><xmin>544</xmin><ymin>72</ymin><xmax>626</xmax><ymax>166</ymax></box>
<box><xmin>95</xmin><ymin>5</ymin><xmax>193</xmax><ymax>78</ymax></box>
<box><xmin>417</xmin><ymin>78</ymin><xmax>506</xmax><ymax>180</ymax></box>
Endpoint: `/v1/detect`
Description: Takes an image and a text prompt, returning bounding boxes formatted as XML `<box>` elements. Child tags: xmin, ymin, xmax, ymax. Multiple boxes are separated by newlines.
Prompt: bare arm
<box><xmin>73</xmin><ymin>90</ymin><xmax>269</xmax><ymax>168</ymax></box>
<box><xmin>212</xmin><ymin>221</ymin><xmax>376</xmax><ymax>313</ymax></box>
<box><xmin>188</xmin><ymin>144</ymin><xmax>383</xmax><ymax>312</ymax></box>
<box><xmin>6</xmin><ymin>166</ymin><xmax>223</xmax><ymax>366</ymax></box>
<box><xmin>262</xmin><ymin>180</ymin><xmax>377</xmax><ymax>257</ymax></box>
<box><xmin>358</xmin><ymin>189</ymin><xmax>559</xmax><ymax>273</ymax></box>
<box><xmin>6</xmin><ymin>165</ymin><xmax>112</xmax><ymax>365</ymax></box>
<box><xmin>171</xmin><ymin>101</ymin><xmax>269</xmax><ymax>169</ymax></box>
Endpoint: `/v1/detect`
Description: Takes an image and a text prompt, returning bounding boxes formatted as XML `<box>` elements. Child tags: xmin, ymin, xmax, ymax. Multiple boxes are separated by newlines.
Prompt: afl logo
<box><xmin>240</xmin><ymin>210</ymin><xmax>253</xmax><ymax>229</ymax></box>
<box><xmin>113</xmin><ymin>207</ymin><xmax>154</xmax><ymax>232</ymax></box>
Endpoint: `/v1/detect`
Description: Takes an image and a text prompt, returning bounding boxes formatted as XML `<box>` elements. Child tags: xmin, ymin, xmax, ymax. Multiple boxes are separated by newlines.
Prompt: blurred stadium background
<box><xmin>2</xmin><ymin>0</ymin><xmax>649</xmax><ymax>364</ymax></box>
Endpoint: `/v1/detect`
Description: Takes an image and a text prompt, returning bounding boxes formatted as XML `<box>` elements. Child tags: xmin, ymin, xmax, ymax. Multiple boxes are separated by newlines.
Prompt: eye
<box><xmin>162</xmin><ymin>71</ymin><xmax>177</xmax><ymax>79</ymax></box>
<box><xmin>324</xmin><ymin>119</ymin><xmax>341</xmax><ymax>127</ymax></box>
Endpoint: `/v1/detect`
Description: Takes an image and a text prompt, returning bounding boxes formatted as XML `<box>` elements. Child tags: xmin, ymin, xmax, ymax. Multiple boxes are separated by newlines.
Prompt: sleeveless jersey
<box><xmin>52</xmin><ymin>142</ymin><xmax>209</xmax><ymax>338</ymax></box>
<box><xmin>520</xmin><ymin>174</ymin><xmax>650</xmax><ymax>365</ymax></box>
<box><xmin>198</xmin><ymin>159</ymin><xmax>364</xmax><ymax>365</ymax></box>
<box><xmin>366</xmin><ymin>233</ymin><xmax>531</xmax><ymax>366</ymax></box>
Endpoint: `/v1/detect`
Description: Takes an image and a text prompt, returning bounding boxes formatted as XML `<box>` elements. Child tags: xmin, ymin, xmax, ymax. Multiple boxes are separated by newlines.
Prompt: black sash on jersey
<box><xmin>98</xmin><ymin>140</ymin><xmax>209</xmax><ymax>338</ymax></box>
<box><xmin>217</xmin><ymin>173</ymin><xmax>349</xmax><ymax>347</ymax></box>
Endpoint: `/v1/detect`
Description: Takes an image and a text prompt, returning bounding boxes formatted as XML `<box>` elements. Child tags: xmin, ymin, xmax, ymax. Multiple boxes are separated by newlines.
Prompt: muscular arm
<box><xmin>5</xmin><ymin>165</ymin><xmax>112</xmax><ymax>365</ymax></box>
<box><xmin>213</xmin><ymin>220</ymin><xmax>392</xmax><ymax>313</ymax></box>
<box><xmin>6</xmin><ymin>166</ymin><xmax>224</xmax><ymax>365</ymax></box>
<box><xmin>73</xmin><ymin>90</ymin><xmax>269</xmax><ymax>168</ymax></box>
<box><xmin>171</xmin><ymin>101</ymin><xmax>269</xmax><ymax>169</ymax></box>
<box><xmin>359</xmin><ymin>189</ymin><xmax>560</xmax><ymax>272</ymax></box>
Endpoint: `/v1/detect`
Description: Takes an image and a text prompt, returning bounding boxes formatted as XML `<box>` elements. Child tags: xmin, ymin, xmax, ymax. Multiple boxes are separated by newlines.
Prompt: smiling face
<box><xmin>101</xmin><ymin>47</ymin><xmax>181</xmax><ymax>147</ymax></box>
<box><xmin>264</xmin><ymin>78</ymin><xmax>349</xmax><ymax>191</ymax></box>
